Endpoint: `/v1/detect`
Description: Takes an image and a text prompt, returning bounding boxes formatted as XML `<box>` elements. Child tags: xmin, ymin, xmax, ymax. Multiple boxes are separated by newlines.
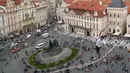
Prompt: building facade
<box><xmin>0</xmin><ymin>6</ymin><xmax>5</xmax><ymax>35</ymax></box>
<box><xmin>63</xmin><ymin>1</ymin><xmax>108</xmax><ymax>38</ymax></box>
<box><xmin>125</xmin><ymin>14</ymin><xmax>130</xmax><ymax>37</ymax></box>
<box><xmin>18</xmin><ymin>0</ymin><xmax>36</xmax><ymax>34</ymax></box>
<box><xmin>0</xmin><ymin>0</ymin><xmax>48</xmax><ymax>36</ymax></box>
<box><xmin>107</xmin><ymin>0</ymin><xmax>128</xmax><ymax>35</ymax></box>
<box><xmin>56</xmin><ymin>0</ymin><xmax>129</xmax><ymax>38</ymax></box>
<box><xmin>34</xmin><ymin>0</ymin><xmax>47</xmax><ymax>27</ymax></box>
<box><xmin>56</xmin><ymin>0</ymin><xmax>67</xmax><ymax>21</ymax></box>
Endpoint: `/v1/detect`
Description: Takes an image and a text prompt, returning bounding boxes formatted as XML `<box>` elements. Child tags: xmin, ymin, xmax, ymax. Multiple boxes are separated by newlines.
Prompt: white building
<box><xmin>0</xmin><ymin>7</ymin><xmax>5</xmax><ymax>35</ymax></box>
<box><xmin>63</xmin><ymin>1</ymin><xmax>108</xmax><ymax>38</ymax></box>
<box><xmin>56</xmin><ymin>0</ymin><xmax>67</xmax><ymax>22</ymax></box>
<box><xmin>0</xmin><ymin>0</ymin><xmax>21</xmax><ymax>36</ymax></box>
<box><xmin>57</xmin><ymin>0</ymin><xmax>129</xmax><ymax>38</ymax></box>
<box><xmin>0</xmin><ymin>0</ymin><xmax>48</xmax><ymax>36</ymax></box>
<box><xmin>34</xmin><ymin>0</ymin><xmax>48</xmax><ymax>27</ymax></box>
<box><xmin>125</xmin><ymin>14</ymin><xmax>130</xmax><ymax>37</ymax></box>
<box><xmin>107</xmin><ymin>0</ymin><xmax>128</xmax><ymax>35</ymax></box>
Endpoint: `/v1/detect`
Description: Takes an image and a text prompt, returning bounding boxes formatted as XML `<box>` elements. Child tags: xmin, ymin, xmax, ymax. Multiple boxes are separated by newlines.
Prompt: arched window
<box><xmin>110</xmin><ymin>14</ymin><xmax>111</xmax><ymax>17</ymax></box>
<box><xmin>118</xmin><ymin>14</ymin><xmax>119</xmax><ymax>18</ymax></box>
<box><xmin>114</xmin><ymin>14</ymin><xmax>115</xmax><ymax>17</ymax></box>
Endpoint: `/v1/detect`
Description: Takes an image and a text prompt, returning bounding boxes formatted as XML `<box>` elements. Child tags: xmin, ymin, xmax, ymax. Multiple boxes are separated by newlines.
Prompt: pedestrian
<box><xmin>5</xmin><ymin>62</ymin><xmax>8</xmax><ymax>66</ymax></box>
<box><xmin>95</xmin><ymin>64</ymin><xmax>97</xmax><ymax>68</ymax></box>
<box><xmin>14</xmin><ymin>56</ymin><xmax>17</xmax><ymax>59</ymax></box>
<box><xmin>2</xmin><ymin>59</ymin><xmax>4</xmax><ymax>61</ymax></box>
<box><xmin>4</xmin><ymin>58</ymin><xmax>6</xmax><ymax>61</ymax></box>
<box><xmin>17</xmin><ymin>52</ymin><xmax>20</xmax><ymax>57</ymax></box>
<box><xmin>1</xmin><ymin>71</ymin><xmax>4</xmax><ymax>73</ymax></box>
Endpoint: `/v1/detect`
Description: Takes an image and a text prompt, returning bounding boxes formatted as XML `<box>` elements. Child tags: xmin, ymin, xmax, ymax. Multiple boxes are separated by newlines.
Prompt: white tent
<box><xmin>36</xmin><ymin>29</ymin><xmax>41</xmax><ymax>32</ymax></box>
<box><xmin>10</xmin><ymin>35</ymin><xmax>14</xmax><ymax>38</ymax></box>
<box><xmin>58</xmin><ymin>20</ymin><xmax>63</xmax><ymax>24</ymax></box>
<box><xmin>113</xmin><ymin>32</ymin><xmax>120</xmax><ymax>35</ymax></box>
<box><xmin>124</xmin><ymin>34</ymin><xmax>130</xmax><ymax>37</ymax></box>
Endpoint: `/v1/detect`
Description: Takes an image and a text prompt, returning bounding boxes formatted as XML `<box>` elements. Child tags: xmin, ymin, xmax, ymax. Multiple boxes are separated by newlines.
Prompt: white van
<box><xmin>36</xmin><ymin>43</ymin><xmax>45</xmax><ymax>49</ymax></box>
<box><xmin>42</xmin><ymin>33</ymin><xmax>49</xmax><ymax>38</ymax></box>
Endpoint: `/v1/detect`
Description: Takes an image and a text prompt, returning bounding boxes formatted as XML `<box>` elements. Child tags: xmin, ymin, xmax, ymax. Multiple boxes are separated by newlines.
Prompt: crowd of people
<box><xmin>0</xmin><ymin>25</ymin><xmax>130</xmax><ymax>73</ymax></box>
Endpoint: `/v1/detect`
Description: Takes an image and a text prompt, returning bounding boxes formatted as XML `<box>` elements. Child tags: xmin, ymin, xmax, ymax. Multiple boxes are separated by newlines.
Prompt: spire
<box><xmin>109</xmin><ymin>0</ymin><xmax>125</xmax><ymax>8</ymax></box>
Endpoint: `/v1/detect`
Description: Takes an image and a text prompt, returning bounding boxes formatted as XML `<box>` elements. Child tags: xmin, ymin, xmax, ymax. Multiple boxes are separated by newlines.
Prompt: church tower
<box><xmin>107</xmin><ymin>0</ymin><xmax>128</xmax><ymax>35</ymax></box>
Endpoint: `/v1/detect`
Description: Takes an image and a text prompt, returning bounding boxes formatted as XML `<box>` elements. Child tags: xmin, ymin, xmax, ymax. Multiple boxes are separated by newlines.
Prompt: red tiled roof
<box><xmin>68</xmin><ymin>1</ymin><xmax>93</xmax><ymax>10</ymax></box>
<box><xmin>124</xmin><ymin>0</ymin><xmax>130</xmax><ymax>14</ymax></box>
<box><xmin>0</xmin><ymin>3</ymin><xmax>6</xmax><ymax>6</ymax></box>
<box><xmin>33</xmin><ymin>0</ymin><xmax>41</xmax><ymax>7</ymax></box>
<box><xmin>89</xmin><ymin>3</ymin><xmax>105</xmax><ymax>11</ymax></box>
<box><xmin>33</xmin><ymin>0</ymin><xmax>41</xmax><ymax>2</ymax></box>
<box><xmin>65</xmin><ymin>0</ymin><xmax>73</xmax><ymax>4</ymax></box>
<box><xmin>0</xmin><ymin>0</ymin><xmax>21</xmax><ymax>6</ymax></box>
<box><xmin>15</xmin><ymin>0</ymin><xmax>21</xmax><ymax>5</ymax></box>
<box><xmin>68</xmin><ymin>1</ymin><xmax>105</xmax><ymax>11</ymax></box>
<box><xmin>68</xmin><ymin>1</ymin><xmax>107</xmax><ymax>18</ymax></box>
<box><xmin>103</xmin><ymin>0</ymin><xmax>112</xmax><ymax>4</ymax></box>
<box><xmin>0</xmin><ymin>0</ymin><xmax>7</xmax><ymax>6</ymax></box>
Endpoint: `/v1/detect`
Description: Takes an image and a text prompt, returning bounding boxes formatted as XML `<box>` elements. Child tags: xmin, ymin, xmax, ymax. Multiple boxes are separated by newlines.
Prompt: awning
<box><xmin>124</xmin><ymin>34</ymin><xmax>130</xmax><ymax>37</ymax></box>
<box><xmin>58</xmin><ymin>20</ymin><xmax>63</xmax><ymax>24</ymax></box>
<box><xmin>15</xmin><ymin>33</ymin><xmax>19</xmax><ymax>35</ymax></box>
<box><xmin>113</xmin><ymin>32</ymin><xmax>120</xmax><ymax>35</ymax></box>
<box><xmin>10</xmin><ymin>35</ymin><xmax>14</xmax><ymax>38</ymax></box>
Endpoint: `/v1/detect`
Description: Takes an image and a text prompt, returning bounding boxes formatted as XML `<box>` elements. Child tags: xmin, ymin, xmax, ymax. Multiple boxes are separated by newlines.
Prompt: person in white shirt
<box><xmin>95</xmin><ymin>36</ymin><xmax>106</xmax><ymax>58</ymax></box>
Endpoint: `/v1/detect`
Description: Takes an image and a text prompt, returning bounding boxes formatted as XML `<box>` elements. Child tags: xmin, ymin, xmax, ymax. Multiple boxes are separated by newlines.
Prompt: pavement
<box><xmin>0</xmin><ymin>24</ymin><xmax>130</xmax><ymax>73</ymax></box>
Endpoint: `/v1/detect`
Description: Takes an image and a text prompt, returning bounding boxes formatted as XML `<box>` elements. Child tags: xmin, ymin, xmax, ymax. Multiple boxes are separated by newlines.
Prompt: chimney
<box><xmin>94</xmin><ymin>11</ymin><xmax>98</xmax><ymax>16</ymax></box>
<box><xmin>99</xmin><ymin>1</ymin><xmax>103</xmax><ymax>5</ymax></box>
<box><xmin>103</xmin><ymin>10</ymin><xmax>106</xmax><ymax>15</ymax></box>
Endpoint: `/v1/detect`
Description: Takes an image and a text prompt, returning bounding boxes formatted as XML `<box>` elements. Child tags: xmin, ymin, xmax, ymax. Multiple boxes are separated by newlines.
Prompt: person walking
<box><xmin>1</xmin><ymin>71</ymin><xmax>4</xmax><ymax>73</ymax></box>
<box><xmin>95</xmin><ymin>36</ymin><xmax>106</xmax><ymax>58</ymax></box>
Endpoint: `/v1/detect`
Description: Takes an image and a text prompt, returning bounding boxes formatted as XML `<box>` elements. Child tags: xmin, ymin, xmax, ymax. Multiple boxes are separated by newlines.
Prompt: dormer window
<box><xmin>99</xmin><ymin>1</ymin><xmax>102</xmax><ymax>5</ymax></box>
<box><xmin>103</xmin><ymin>10</ymin><xmax>106</xmax><ymax>15</ymax></box>
<box><xmin>66</xmin><ymin>8</ymin><xmax>69</xmax><ymax>12</ymax></box>
<box><xmin>94</xmin><ymin>11</ymin><xmax>98</xmax><ymax>16</ymax></box>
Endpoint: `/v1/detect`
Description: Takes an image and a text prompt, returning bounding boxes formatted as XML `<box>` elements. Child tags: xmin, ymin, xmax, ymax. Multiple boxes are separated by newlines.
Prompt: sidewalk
<box><xmin>57</xmin><ymin>30</ymin><xmax>130</xmax><ymax>48</ymax></box>
<box><xmin>51</xmin><ymin>43</ymin><xmax>116</xmax><ymax>73</ymax></box>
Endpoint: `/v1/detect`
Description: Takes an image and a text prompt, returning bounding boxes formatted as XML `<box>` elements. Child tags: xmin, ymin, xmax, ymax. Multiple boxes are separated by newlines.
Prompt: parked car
<box><xmin>11</xmin><ymin>48</ymin><xmax>20</xmax><ymax>53</ymax></box>
<box><xmin>36</xmin><ymin>43</ymin><xmax>45</xmax><ymax>49</ymax></box>
<box><xmin>44</xmin><ymin>30</ymin><xmax>48</xmax><ymax>33</ymax></box>
<box><xmin>42</xmin><ymin>33</ymin><xmax>50</xmax><ymax>38</ymax></box>
<box><xmin>81</xmin><ymin>40</ymin><xmax>84</xmax><ymax>43</ymax></box>
<box><xmin>26</xmin><ymin>34</ymin><xmax>31</xmax><ymax>38</ymax></box>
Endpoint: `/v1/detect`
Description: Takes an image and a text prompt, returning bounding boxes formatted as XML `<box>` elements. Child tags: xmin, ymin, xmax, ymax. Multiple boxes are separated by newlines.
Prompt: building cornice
<box><xmin>107</xmin><ymin>6</ymin><xmax>128</xmax><ymax>11</ymax></box>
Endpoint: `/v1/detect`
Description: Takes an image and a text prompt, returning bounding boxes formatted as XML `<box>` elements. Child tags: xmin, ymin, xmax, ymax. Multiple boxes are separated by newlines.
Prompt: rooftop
<box><xmin>109</xmin><ymin>0</ymin><xmax>125</xmax><ymax>8</ymax></box>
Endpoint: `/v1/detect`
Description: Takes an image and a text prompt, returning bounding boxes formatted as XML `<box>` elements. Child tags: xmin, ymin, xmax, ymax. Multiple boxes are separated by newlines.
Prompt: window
<box><xmin>129</xmin><ymin>31</ymin><xmax>130</xmax><ymax>34</ymax></box>
<box><xmin>117</xmin><ymin>29</ymin><xmax>120</xmax><ymax>32</ymax></box>
<box><xmin>114</xmin><ymin>14</ymin><xmax>115</xmax><ymax>17</ymax></box>
<box><xmin>93</xmin><ymin>25</ymin><xmax>95</xmax><ymax>29</ymax></box>
<box><xmin>110</xmin><ymin>14</ymin><xmax>111</xmax><ymax>17</ymax></box>
<box><xmin>128</xmin><ymin>25</ymin><xmax>130</xmax><ymax>28</ymax></box>
<box><xmin>109</xmin><ymin>28</ymin><xmax>111</xmax><ymax>32</ymax></box>
<box><xmin>96</xmin><ymin>24</ymin><xmax>98</xmax><ymax>30</ymax></box>
<box><xmin>118</xmin><ymin>14</ymin><xmax>119</xmax><ymax>17</ymax></box>
<box><xmin>93</xmin><ymin>34</ymin><xmax>95</xmax><ymax>36</ymax></box>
